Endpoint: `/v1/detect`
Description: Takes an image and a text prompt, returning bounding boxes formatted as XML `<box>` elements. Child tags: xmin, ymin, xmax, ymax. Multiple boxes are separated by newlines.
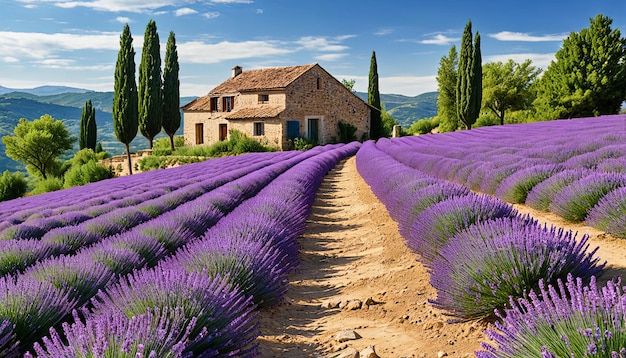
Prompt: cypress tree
<box><xmin>113</xmin><ymin>23</ymin><xmax>138</xmax><ymax>175</ymax></box>
<box><xmin>79</xmin><ymin>100</ymin><xmax>96</xmax><ymax>150</ymax></box>
<box><xmin>456</xmin><ymin>20</ymin><xmax>473</xmax><ymax>130</ymax></box>
<box><xmin>138</xmin><ymin>19</ymin><xmax>162</xmax><ymax>149</ymax></box>
<box><xmin>468</xmin><ymin>32</ymin><xmax>482</xmax><ymax>128</ymax></box>
<box><xmin>162</xmin><ymin>31</ymin><xmax>180</xmax><ymax>152</ymax></box>
<box><xmin>456</xmin><ymin>20</ymin><xmax>482</xmax><ymax>130</ymax></box>
<box><xmin>436</xmin><ymin>45</ymin><xmax>459</xmax><ymax>132</ymax></box>
<box><xmin>368</xmin><ymin>50</ymin><xmax>382</xmax><ymax>140</ymax></box>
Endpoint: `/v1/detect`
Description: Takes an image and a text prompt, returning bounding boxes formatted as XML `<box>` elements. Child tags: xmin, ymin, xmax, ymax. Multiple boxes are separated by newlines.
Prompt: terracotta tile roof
<box><xmin>209</xmin><ymin>63</ymin><xmax>317</xmax><ymax>94</ymax></box>
<box><xmin>181</xmin><ymin>96</ymin><xmax>212</xmax><ymax>111</ymax></box>
<box><xmin>225</xmin><ymin>105</ymin><xmax>285</xmax><ymax>120</ymax></box>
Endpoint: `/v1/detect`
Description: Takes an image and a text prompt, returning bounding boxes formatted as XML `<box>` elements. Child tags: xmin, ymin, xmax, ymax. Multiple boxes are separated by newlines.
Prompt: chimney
<box><xmin>232</xmin><ymin>65</ymin><xmax>243</xmax><ymax>78</ymax></box>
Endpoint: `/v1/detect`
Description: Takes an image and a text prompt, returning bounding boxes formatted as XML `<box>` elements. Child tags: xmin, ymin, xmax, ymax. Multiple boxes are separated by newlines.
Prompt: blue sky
<box><xmin>1</xmin><ymin>0</ymin><xmax>625</xmax><ymax>97</ymax></box>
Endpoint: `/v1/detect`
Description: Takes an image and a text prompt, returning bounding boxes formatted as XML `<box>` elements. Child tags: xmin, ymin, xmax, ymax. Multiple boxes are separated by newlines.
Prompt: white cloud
<box><xmin>203</xmin><ymin>12</ymin><xmax>220</xmax><ymax>19</ymax></box>
<box><xmin>489</xmin><ymin>31</ymin><xmax>567</xmax><ymax>42</ymax></box>
<box><xmin>210</xmin><ymin>0</ymin><xmax>254</xmax><ymax>3</ymax></box>
<box><xmin>485</xmin><ymin>53</ymin><xmax>556</xmax><ymax>69</ymax></box>
<box><xmin>178</xmin><ymin>40</ymin><xmax>292</xmax><ymax>64</ymax></box>
<box><xmin>374</xmin><ymin>28</ymin><xmax>393</xmax><ymax>36</ymax></box>
<box><xmin>420</xmin><ymin>34</ymin><xmax>460</xmax><ymax>45</ymax></box>
<box><xmin>0</xmin><ymin>31</ymin><xmax>120</xmax><ymax>60</ymax></box>
<box><xmin>2</xmin><ymin>57</ymin><xmax>20</xmax><ymax>63</ymax></box>
<box><xmin>115</xmin><ymin>16</ymin><xmax>131</xmax><ymax>23</ymax></box>
<box><xmin>295</xmin><ymin>36</ymin><xmax>354</xmax><ymax>52</ymax></box>
<box><xmin>17</xmin><ymin>0</ymin><xmax>176</xmax><ymax>13</ymax></box>
<box><xmin>175</xmin><ymin>7</ymin><xmax>197</xmax><ymax>16</ymax></box>
<box><xmin>315</xmin><ymin>53</ymin><xmax>348</xmax><ymax>61</ymax></box>
<box><xmin>255</xmin><ymin>8</ymin><xmax>263</xmax><ymax>14</ymax></box>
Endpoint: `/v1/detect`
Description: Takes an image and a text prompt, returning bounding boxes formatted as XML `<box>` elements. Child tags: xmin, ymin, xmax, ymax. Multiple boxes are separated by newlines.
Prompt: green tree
<box><xmin>381</xmin><ymin>106</ymin><xmax>399</xmax><ymax>137</ymax></box>
<box><xmin>483</xmin><ymin>59</ymin><xmax>541</xmax><ymax>125</ymax></box>
<box><xmin>2</xmin><ymin>114</ymin><xmax>75</xmax><ymax>180</ymax></box>
<box><xmin>437</xmin><ymin>45</ymin><xmax>459</xmax><ymax>132</ymax></box>
<box><xmin>534</xmin><ymin>14</ymin><xmax>626</xmax><ymax>119</ymax></box>
<box><xmin>63</xmin><ymin>148</ymin><xmax>113</xmax><ymax>188</ymax></box>
<box><xmin>79</xmin><ymin>99</ymin><xmax>97</xmax><ymax>150</ymax></box>
<box><xmin>456</xmin><ymin>20</ymin><xmax>482</xmax><ymax>130</ymax></box>
<box><xmin>368</xmin><ymin>51</ymin><xmax>383</xmax><ymax>140</ymax></box>
<box><xmin>162</xmin><ymin>31</ymin><xmax>181</xmax><ymax>152</ymax></box>
<box><xmin>113</xmin><ymin>23</ymin><xmax>138</xmax><ymax>175</ymax></box>
<box><xmin>0</xmin><ymin>170</ymin><xmax>28</xmax><ymax>202</ymax></box>
<box><xmin>341</xmin><ymin>78</ymin><xmax>356</xmax><ymax>92</ymax></box>
<box><xmin>139</xmin><ymin>19</ymin><xmax>163</xmax><ymax>149</ymax></box>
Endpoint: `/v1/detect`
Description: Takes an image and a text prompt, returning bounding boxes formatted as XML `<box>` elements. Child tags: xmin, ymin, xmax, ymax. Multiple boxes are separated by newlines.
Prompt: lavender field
<box><xmin>0</xmin><ymin>142</ymin><xmax>359</xmax><ymax>357</ymax></box>
<box><xmin>357</xmin><ymin>114</ymin><xmax>626</xmax><ymax>356</ymax></box>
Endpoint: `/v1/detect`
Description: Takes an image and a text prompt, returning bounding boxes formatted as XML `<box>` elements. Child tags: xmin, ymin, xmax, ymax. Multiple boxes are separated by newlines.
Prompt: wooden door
<box><xmin>219</xmin><ymin>123</ymin><xmax>228</xmax><ymax>141</ymax></box>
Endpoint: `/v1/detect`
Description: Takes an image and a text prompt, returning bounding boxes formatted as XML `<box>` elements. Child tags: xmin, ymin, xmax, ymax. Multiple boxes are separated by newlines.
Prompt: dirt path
<box><xmin>257</xmin><ymin>157</ymin><xmax>485</xmax><ymax>357</ymax></box>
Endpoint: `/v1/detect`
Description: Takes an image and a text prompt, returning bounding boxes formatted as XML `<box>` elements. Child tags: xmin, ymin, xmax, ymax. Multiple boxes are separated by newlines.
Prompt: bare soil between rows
<box><xmin>255</xmin><ymin>156</ymin><xmax>626</xmax><ymax>358</ymax></box>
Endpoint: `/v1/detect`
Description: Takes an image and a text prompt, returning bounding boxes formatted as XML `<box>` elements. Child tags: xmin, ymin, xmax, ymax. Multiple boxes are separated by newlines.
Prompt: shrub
<box><xmin>63</xmin><ymin>160</ymin><xmax>114</xmax><ymax>188</ymax></box>
<box><xmin>429</xmin><ymin>217</ymin><xmax>604</xmax><ymax>321</ymax></box>
<box><xmin>0</xmin><ymin>276</ymin><xmax>75</xmax><ymax>353</ymax></box>
<box><xmin>24</xmin><ymin>256</ymin><xmax>113</xmax><ymax>306</ymax></box>
<box><xmin>495</xmin><ymin>164</ymin><xmax>561</xmax><ymax>204</ymax></box>
<box><xmin>408</xmin><ymin>117</ymin><xmax>438</xmax><ymax>135</ymax></box>
<box><xmin>476</xmin><ymin>275</ymin><xmax>626</xmax><ymax>357</ymax></box>
<box><xmin>91</xmin><ymin>268</ymin><xmax>259</xmax><ymax>356</ymax></box>
<box><xmin>292</xmin><ymin>137</ymin><xmax>315</xmax><ymax>150</ymax></box>
<box><xmin>585</xmin><ymin>186</ymin><xmax>626</xmax><ymax>238</ymax></box>
<box><xmin>30</xmin><ymin>177</ymin><xmax>64</xmax><ymax>195</ymax></box>
<box><xmin>409</xmin><ymin>194</ymin><xmax>518</xmax><ymax>265</ymax></box>
<box><xmin>338</xmin><ymin>121</ymin><xmax>357</xmax><ymax>143</ymax></box>
<box><xmin>0</xmin><ymin>171</ymin><xmax>27</xmax><ymax>202</ymax></box>
<box><xmin>549</xmin><ymin>172</ymin><xmax>626</xmax><ymax>222</ymax></box>
<box><xmin>525</xmin><ymin>169</ymin><xmax>591</xmax><ymax>211</ymax></box>
<box><xmin>32</xmin><ymin>307</ymin><xmax>198</xmax><ymax>358</ymax></box>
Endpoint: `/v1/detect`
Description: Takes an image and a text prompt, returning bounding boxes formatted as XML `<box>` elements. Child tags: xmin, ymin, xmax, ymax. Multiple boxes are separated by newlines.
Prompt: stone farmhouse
<box><xmin>181</xmin><ymin>63</ymin><xmax>371</xmax><ymax>150</ymax></box>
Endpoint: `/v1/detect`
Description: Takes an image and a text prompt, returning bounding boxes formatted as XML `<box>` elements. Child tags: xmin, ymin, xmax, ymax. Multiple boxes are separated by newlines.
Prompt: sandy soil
<box><xmin>256</xmin><ymin>156</ymin><xmax>626</xmax><ymax>358</ymax></box>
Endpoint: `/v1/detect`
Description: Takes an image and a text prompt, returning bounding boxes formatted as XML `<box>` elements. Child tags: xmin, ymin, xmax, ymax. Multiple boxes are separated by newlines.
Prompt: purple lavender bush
<box><xmin>85</xmin><ymin>244</ymin><xmax>147</xmax><ymax>276</ymax></box>
<box><xmin>495</xmin><ymin>164</ymin><xmax>561</xmax><ymax>204</ymax></box>
<box><xmin>91</xmin><ymin>268</ymin><xmax>258</xmax><ymax>356</ymax></box>
<box><xmin>477</xmin><ymin>275</ymin><xmax>626</xmax><ymax>357</ymax></box>
<box><xmin>586</xmin><ymin>186</ymin><xmax>626</xmax><ymax>238</ymax></box>
<box><xmin>409</xmin><ymin>194</ymin><xmax>518</xmax><ymax>265</ymax></box>
<box><xmin>0</xmin><ymin>240</ymin><xmax>64</xmax><ymax>277</ymax></box>
<box><xmin>0</xmin><ymin>276</ymin><xmax>76</xmax><ymax>355</ymax></box>
<box><xmin>549</xmin><ymin>172</ymin><xmax>626</xmax><ymax>222</ymax></box>
<box><xmin>429</xmin><ymin>217</ymin><xmax>604</xmax><ymax>321</ymax></box>
<box><xmin>525</xmin><ymin>169</ymin><xmax>591</xmax><ymax>211</ymax></box>
<box><xmin>0</xmin><ymin>319</ymin><xmax>17</xmax><ymax>357</ymax></box>
<box><xmin>31</xmin><ymin>307</ymin><xmax>200</xmax><ymax>358</ymax></box>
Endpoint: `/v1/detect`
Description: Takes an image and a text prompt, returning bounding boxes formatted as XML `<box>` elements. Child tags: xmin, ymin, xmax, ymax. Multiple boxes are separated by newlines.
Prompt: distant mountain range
<box><xmin>0</xmin><ymin>85</ymin><xmax>437</xmax><ymax>173</ymax></box>
<box><xmin>355</xmin><ymin>91</ymin><xmax>438</xmax><ymax>127</ymax></box>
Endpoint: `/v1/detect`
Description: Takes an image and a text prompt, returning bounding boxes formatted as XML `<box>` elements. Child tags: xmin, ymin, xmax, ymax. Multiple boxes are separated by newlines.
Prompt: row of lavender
<box><xmin>378</xmin><ymin>115</ymin><xmax>626</xmax><ymax>238</ymax></box>
<box><xmin>0</xmin><ymin>142</ymin><xmax>359</xmax><ymax>357</ymax></box>
<box><xmin>356</xmin><ymin>141</ymin><xmax>623</xmax><ymax>356</ymax></box>
<box><xmin>0</xmin><ymin>151</ymin><xmax>303</xmax><ymax>279</ymax></box>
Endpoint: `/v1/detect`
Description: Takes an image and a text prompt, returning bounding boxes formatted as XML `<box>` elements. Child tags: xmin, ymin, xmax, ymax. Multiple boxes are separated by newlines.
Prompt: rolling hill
<box><xmin>355</xmin><ymin>91</ymin><xmax>438</xmax><ymax>128</ymax></box>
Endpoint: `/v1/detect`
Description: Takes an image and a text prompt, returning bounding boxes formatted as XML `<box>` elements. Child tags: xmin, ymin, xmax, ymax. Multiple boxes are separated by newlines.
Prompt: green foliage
<box><xmin>437</xmin><ymin>45</ymin><xmax>459</xmax><ymax>132</ymax></box>
<box><xmin>291</xmin><ymin>137</ymin><xmax>315</xmax><ymax>150</ymax></box>
<box><xmin>534</xmin><ymin>14</ymin><xmax>626</xmax><ymax>119</ymax></box>
<box><xmin>483</xmin><ymin>59</ymin><xmax>541</xmax><ymax>125</ymax></box>
<box><xmin>31</xmin><ymin>177</ymin><xmax>64</xmax><ymax>195</ymax></box>
<box><xmin>138</xmin><ymin>20</ymin><xmax>163</xmax><ymax>150</ymax></box>
<box><xmin>113</xmin><ymin>23</ymin><xmax>139</xmax><ymax>175</ymax></box>
<box><xmin>341</xmin><ymin>78</ymin><xmax>356</xmax><ymax>92</ymax></box>
<box><xmin>79</xmin><ymin>99</ymin><xmax>97</xmax><ymax>150</ymax></box>
<box><xmin>381</xmin><ymin>107</ymin><xmax>399</xmax><ymax>137</ymax></box>
<box><xmin>408</xmin><ymin>117</ymin><xmax>440</xmax><ymax>135</ymax></box>
<box><xmin>64</xmin><ymin>161</ymin><xmax>114</xmax><ymax>188</ymax></box>
<box><xmin>152</xmin><ymin>136</ymin><xmax>184</xmax><ymax>155</ymax></box>
<box><xmin>338</xmin><ymin>121</ymin><xmax>358</xmax><ymax>143</ymax></box>
<box><xmin>0</xmin><ymin>170</ymin><xmax>27</xmax><ymax>202</ymax></box>
<box><xmin>456</xmin><ymin>20</ymin><xmax>481</xmax><ymax>130</ymax></box>
<box><xmin>62</xmin><ymin>148</ymin><xmax>113</xmax><ymax>188</ymax></box>
<box><xmin>368</xmin><ymin>51</ymin><xmax>383</xmax><ymax>140</ymax></box>
<box><xmin>162</xmin><ymin>31</ymin><xmax>181</xmax><ymax>152</ymax></box>
<box><xmin>2</xmin><ymin>114</ymin><xmax>74</xmax><ymax>180</ymax></box>
<box><xmin>473</xmin><ymin>113</ymin><xmax>499</xmax><ymax>128</ymax></box>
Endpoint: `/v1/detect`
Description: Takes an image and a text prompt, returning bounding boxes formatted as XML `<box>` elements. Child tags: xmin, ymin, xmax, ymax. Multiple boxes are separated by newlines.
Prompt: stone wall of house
<box><xmin>280</xmin><ymin>65</ymin><xmax>370</xmax><ymax>147</ymax></box>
